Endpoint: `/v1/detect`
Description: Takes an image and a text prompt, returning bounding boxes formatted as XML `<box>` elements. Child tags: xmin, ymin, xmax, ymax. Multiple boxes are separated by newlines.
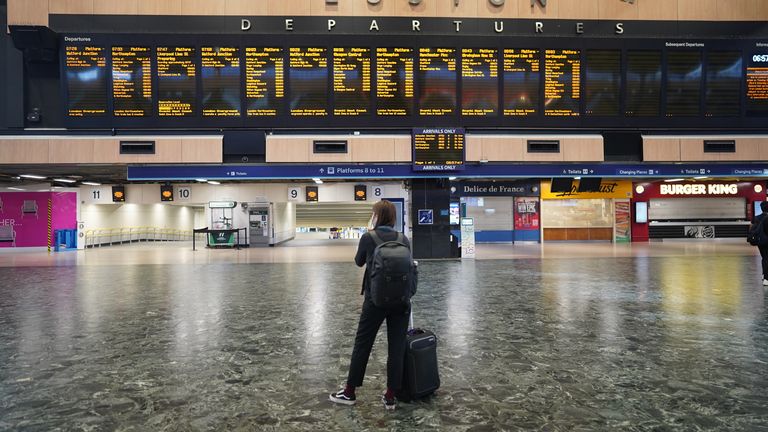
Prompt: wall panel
<box><xmin>353</xmin><ymin>0</ymin><xmax>396</xmax><ymax>16</ymax></box>
<box><xmin>181</xmin><ymin>0</ymin><xmax>227</xmax><ymax>15</ymax></box>
<box><xmin>393</xmin><ymin>136</ymin><xmax>412</xmax><ymax>162</ymax></box>
<box><xmin>716</xmin><ymin>0</ymin><xmax>758</xmax><ymax>21</ymax></box>
<box><xmin>680</xmin><ymin>139</ymin><xmax>718</xmax><ymax>161</ymax></box>
<box><xmin>477</xmin><ymin>1</ymin><xmax>518</xmax><ymax>19</ymax></box>
<box><xmin>137</xmin><ymin>0</ymin><xmax>182</xmax><ymax>15</ymax></box>
<box><xmin>310</xmin><ymin>0</ymin><xmax>354</xmax><ymax>16</ymax></box>
<box><xmin>517</xmin><ymin>0</ymin><xmax>558</xmax><ymax>18</ymax></box>
<box><xmin>638</xmin><ymin>0</ymin><xmax>678</xmax><ymax>20</ymax></box>
<box><xmin>7</xmin><ymin>0</ymin><xmax>48</xmax><ymax>26</ymax></box>
<box><xmin>181</xmin><ymin>138</ymin><xmax>223</xmax><ymax>163</ymax></box>
<box><xmin>562</xmin><ymin>138</ymin><xmax>603</xmax><ymax>162</ymax></box>
<box><xmin>678</xmin><ymin>0</ymin><xmax>717</xmax><ymax>20</ymax></box>
<box><xmin>268</xmin><ymin>0</ymin><xmax>311</xmax><ymax>16</ymax></box>
<box><xmin>436</xmin><ymin>0</ymin><xmax>478</xmax><ymax>18</ymax></box>
<box><xmin>0</xmin><ymin>139</ymin><xmax>49</xmax><ymax>163</ymax></box>
<box><xmin>93</xmin><ymin>0</ymin><xmax>138</xmax><ymax>15</ymax></box>
<box><xmin>465</xmin><ymin>136</ymin><xmax>482</xmax><ymax>162</ymax></box>
<box><xmin>49</xmin><ymin>139</ymin><xmax>94</xmax><ymax>164</ymax></box>
<box><xmin>598</xmin><ymin>0</ymin><xmax>639</xmax><ymax>20</ymax></box>
<box><xmin>266</xmin><ymin>137</ymin><xmax>310</xmax><ymax>162</ymax></box>
<box><xmin>483</xmin><ymin>137</ymin><xmax>524</xmax><ymax>161</ymax></box>
<box><xmin>642</xmin><ymin>138</ymin><xmax>681</xmax><ymax>161</ymax></box>
<box><xmin>559</xmin><ymin>0</ymin><xmax>598</xmax><ymax>19</ymax></box>
<box><xmin>351</xmin><ymin>137</ymin><xmax>395</xmax><ymax>162</ymax></box>
<box><xmin>224</xmin><ymin>0</ymin><xmax>268</xmax><ymax>15</ymax></box>
<box><xmin>49</xmin><ymin>0</ymin><xmax>94</xmax><ymax>14</ymax></box>
<box><xmin>91</xmin><ymin>139</ymin><xmax>121</xmax><ymax>163</ymax></box>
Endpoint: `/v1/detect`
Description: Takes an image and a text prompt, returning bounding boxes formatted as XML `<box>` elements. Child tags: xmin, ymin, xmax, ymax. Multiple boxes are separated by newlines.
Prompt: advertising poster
<box><xmin>614</xmin><ymin>200</ymin><xmax>631</xmax><ymax>243</ymax></box>
<box><xmin>514</xmin><ymin>197</ymin><xmax>540</xmax><ymax>230</ymax></box>
<box><xmin>0</xmin><ymin>192</ymin><xmax>78</xmax><ymax>248</ymax></box>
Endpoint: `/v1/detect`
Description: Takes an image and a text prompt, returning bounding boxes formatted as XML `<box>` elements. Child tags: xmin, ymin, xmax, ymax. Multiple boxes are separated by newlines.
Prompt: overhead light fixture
<box><xmin>312</xmin><ymin>178</ymin><xmax>323</xmax><ymax>184</ymax></box>
<box><xmin>694</xmin><ymin>176</ymin><xmax>708</xmax><ymax>180</ymax></box>
<box><xmin>448</xmin><ymin>177</ymin><xmax>457</xmax><ymax>181</ymax></box>
<box><xmin>574</xmin><ymin>176</ymin><xmax>582</xmax><ymax>180</ymax></box>
<box><xmin>195</xmin><ymin>178</ymin><xmax>208</xmax><ymax>182</ymax></box>
<box><xmin>82</xmin><ymin>181</ymin><xmax>101</xmax><ymax>186</ymax></box>
<box><xmin>207</xmin><ymin>180</ymin><xmax>220</xmax><ymax>185</ymax></box>
<box><xmin>53</xmin><ymin>178</ymin><xmax>77</xmax><ymax>183</ymax></box>
<box><xmin>7</xmin><ymin>187</ymin><xmax>25</xmax><ymax>191</ymax></box>
<box><xmin>20</xmin><ymin>174</ymin><xmax>46</xmax><ymax>179</ymax></box>
<box><xmin>664</xmin><ymin>178</ymin><xmax>684</xmax><ymax>183</ymax></box>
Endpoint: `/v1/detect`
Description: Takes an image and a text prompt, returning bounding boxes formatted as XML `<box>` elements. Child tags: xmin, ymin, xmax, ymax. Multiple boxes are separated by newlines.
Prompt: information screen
<box><xmin>412</xmin><ymin>127</ymin><xmax>465</xmax><ymax>170</ymax></box>
<box><xmin>625</xmin><ymin>50</ymin><xmax>662</xmax><ymax>116</ymax></box>
<box><xmin>333</xmin><ymin>47</ymin><xmax>371</xmax><ymax>116</ymax></box>
<box><xmin>666</xmin><ymin>51</ymin><xmax>702</xmax><ymax>117</ymax></box>
<box><xmin>461</xmin><ymin>48</ymin><xmax>498</xmax><ymax>116</ymax></box>
<box><xmin>201</xmin><ymin>47</ymin><xmax>241</xmax><ymax>117</ymax></box>
<box><xmin>245</xmin><ymin>47</ymin><xmax>284</xmax><ymax>117</ymax></box>
<box><xmin>157</xmin><ymin>46</ymin><xmax>196</xmax><ymax>117</ymax></box>
<box><xmin>585</xmin><ymin>50</ymin><xmax>620</xmax><ymax>116</ymax></box>
<box><xmin>503</xmin><ymin>49</ymin><xmax>539</xmax><ymax>116</ymax></box>
<box><xmin>705</xmin><ymin>51</ymin><xmax>742</xmax><ymax>117</ymax></box>
<box><xmin>112</xmin><ymin>46</ymin><xmax>152</xmax><ymax>117</ymax></box>
<box><xmin>376</xmin><ymin>47</ymin><xmax>414</xmax><ymax>116</ymax></box>
<box><xmin>746</xmin><ymin>53</ymin><xmax>768</xmax><ymax>116</ymax></box>
<box><xmin>65</xmin><ymin>45</ymin><xmax>107</xmax><ymax>117</ymax></box>
<box><xmin>289</xmin><ymin>47</ymin><xmax>328</xmax><ymax>116</ymax></box>
<box><xmin>418</xmin><ymin>48</ymin><xmax>457</xmax><ymax>116</ymax></box>
<box><xmin>544</xmin><ymin>49</ymin><xmax>580</xmax><ymax>117</ymax></box>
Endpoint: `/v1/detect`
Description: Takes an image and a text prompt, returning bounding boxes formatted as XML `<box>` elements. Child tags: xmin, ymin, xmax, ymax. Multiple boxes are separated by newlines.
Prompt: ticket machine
<box><xmin>248</xmin><ymin>203</ymin><xmax>271</xmax><ymax>247</ymax></box>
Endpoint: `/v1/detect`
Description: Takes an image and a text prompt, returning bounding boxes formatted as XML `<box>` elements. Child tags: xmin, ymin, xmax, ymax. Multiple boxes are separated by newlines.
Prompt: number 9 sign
<box><xmin>288</xmin><ymin>187</ymin><xmax>301</xmax><ymax>201</ymax></box>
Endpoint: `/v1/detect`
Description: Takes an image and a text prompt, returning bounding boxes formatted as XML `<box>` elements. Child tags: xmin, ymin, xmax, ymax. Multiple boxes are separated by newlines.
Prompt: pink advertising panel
<box><xmin>0</xmin><ymin>192</ymin><xmax>77</xmax><ymax>248</ymax></box>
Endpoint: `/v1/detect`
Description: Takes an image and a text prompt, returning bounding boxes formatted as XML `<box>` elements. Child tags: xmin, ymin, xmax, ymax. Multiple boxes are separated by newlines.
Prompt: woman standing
<box><xmin>330</xmin><ymin>200</ymin><xmax>411</xmax><ymax>410</ymax></box>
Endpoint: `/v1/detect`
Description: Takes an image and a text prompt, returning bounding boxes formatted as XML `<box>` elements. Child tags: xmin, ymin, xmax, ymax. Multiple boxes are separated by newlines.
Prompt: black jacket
<box><xmin>752</xmin><ymin>213</ymin><xmax>768</xmax><ymax>235</ymax></box>
<box><xmin>355</xmin><ymin>226</ymin><xmax>411</xmax><ymax>296</ymax></box>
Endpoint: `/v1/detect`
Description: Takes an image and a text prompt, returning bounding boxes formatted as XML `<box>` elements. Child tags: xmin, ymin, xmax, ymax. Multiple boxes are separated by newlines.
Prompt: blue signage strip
<box><xmin>127</xmin><ymin>163</ymin><xmax>768</xmax><ymax>181</ymax></box>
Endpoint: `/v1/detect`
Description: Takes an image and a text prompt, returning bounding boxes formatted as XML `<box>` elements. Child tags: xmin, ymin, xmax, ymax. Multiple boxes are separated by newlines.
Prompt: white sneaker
<box><xmin>763</xmin><ymin>279</ymin><xmax>768</xmax><ymax>286</ymax></box>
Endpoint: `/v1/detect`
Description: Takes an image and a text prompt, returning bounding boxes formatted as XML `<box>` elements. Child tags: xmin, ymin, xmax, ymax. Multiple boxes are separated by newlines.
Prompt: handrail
<box><xmin>83</xmin><ymin>226</ymin><xmax>194</xmax><ymax>248</ymax></box>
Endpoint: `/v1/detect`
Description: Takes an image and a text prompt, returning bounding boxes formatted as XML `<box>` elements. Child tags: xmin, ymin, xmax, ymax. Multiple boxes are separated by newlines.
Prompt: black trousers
<box><xmin>346</xmin><ymin>297</ymin><xmax>409</xmax><ymax>390</ymax></box>
<box><xmin>759</xmin><ymin>245</ymin><xmax>768</xmax><ymax>279</ymax></box>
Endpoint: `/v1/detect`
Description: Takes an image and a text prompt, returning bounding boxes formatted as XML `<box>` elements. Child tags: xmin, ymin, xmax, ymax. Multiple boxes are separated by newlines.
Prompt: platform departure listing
<box><xmin>65</xmin><ymin>45</ymin><xmax>107</xmax><ymax>117</ymax></box>
<box><xmin>376</xmin><ymin>47</ymin><xmax>414</xmax><ymax>116</ymax></box>
<box><xmin>157</xmin><ymin>46</ymin><xmax>196</xmax><ymax>117</ymax></box>
<box><xmin>112</xmin><ymin>46</ymin><xmax>152</xmax><ymax>117</ymax></box>
<box><xmin>246</xmin><ymin>47</ymin><xmax>284</xmax><ymax>117</ymax></box>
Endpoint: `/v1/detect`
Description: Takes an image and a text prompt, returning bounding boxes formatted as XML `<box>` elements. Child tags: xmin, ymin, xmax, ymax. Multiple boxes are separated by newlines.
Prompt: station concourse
<box><xmin>1</xmin><ymin>0</ymin><xmax>768</xmax><ymax>430</ymax></box>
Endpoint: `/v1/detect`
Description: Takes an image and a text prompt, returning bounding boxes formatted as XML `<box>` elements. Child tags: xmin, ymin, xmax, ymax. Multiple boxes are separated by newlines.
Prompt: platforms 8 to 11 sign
<box><xmin>412</xmin><ymin>128</ymin><xmax>465</xmax><ymax>171</ymax></box>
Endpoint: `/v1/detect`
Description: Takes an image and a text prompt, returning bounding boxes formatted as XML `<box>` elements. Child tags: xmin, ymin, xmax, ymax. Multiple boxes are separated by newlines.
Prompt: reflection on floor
<box><xmin>0</xmin><ymin>242</ymin><xmax>767</xmax><ymax>430</ymax></box>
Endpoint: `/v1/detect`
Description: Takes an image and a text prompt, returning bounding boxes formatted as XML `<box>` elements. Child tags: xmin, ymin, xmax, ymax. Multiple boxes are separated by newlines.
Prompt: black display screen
<box><xmin>333</xmin><ymin>47</ymin><xmax>371</xmax><ymax>116</ymax></box>
<box><xmin>201</xmin><ymin>46</ymin><xmax>241</xmax><ymax>117</ymax></box>
<box><xmin>418</xmin><ymin>48</ymin><xmax>457</xmax><ymax>116</ymax></box>
<box><xmin>625</xmin><ymin>50</ymin><xmax>662</xmax><ymax>117</ymax></box>
<box><xmin>544</xmin><ymin>49</ymin><xmax>580</xmax><ymax>117</ymax></box>
<box><xmin>503</xmin><ymin>48</ymin><xmax>539</xmax><ymax>116</ymax></box>
<box><xmin>585</xmin><ymin>50</ymin><xmax>620</xmax><ymax>116</ymax></box>
<box><xmin>705</xmin><ymin>51</ymin><xmax>742</xmax><ymax>117</ymax></box>
<box><xmin>666</xmin><ymin>51</ymin><xmax>702</xmax><ymax>117</ymax></box>
<box><xmin>245</xmin><ymin>47</ymin><xmax>284</xmax><ymax>117</ymax></box>
<box><xmin>746</xmin><ymin>53</ymin><xmax>768</xmax><ymax>117</ymax></box>
<box><xmin>112</xmin><ymin>46</ymin><xmax>152</xmax><ymax>117</ymax></box>
<box><xmin>289</xmin><ymin>47</ymin><xmax>328</xmax><ymax>116</ymax></box>
<box><xmin>461</xmin><ymin>48</ymin><xmax>498</xmax><ymax>116</ymax></box>
<box><xmin>376</xmin><ymin>47</ymin><xmax>415</xmax><ymax>116</ymax></box>
<box><xmin>157</xmin><ymin>46</ymin><xmax>196</xmax><ymax>117</ymax></box>
<box><xmin>412</xmin><ymin>127</ymin><xmax>465</xmax><ymax>170</ymax></box>
<box><xmin>65</xmin><ymin>45</ymin><xmax>107</xmax><ymax>117</ymax></box>
<box><xmin>59</xmin><ymin>35</ymin><xmax>766</xmax><ymax>130</ymax></box>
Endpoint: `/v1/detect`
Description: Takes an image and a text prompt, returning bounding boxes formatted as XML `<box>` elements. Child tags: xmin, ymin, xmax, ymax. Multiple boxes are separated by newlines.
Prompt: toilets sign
<box><xmin>660</xmin><ymin>183</ymin><xmax>739</xmax><ymax>196</ymax></box>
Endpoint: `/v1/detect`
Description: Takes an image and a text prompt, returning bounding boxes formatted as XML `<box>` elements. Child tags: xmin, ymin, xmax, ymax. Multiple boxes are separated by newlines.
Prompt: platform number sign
<box><xmin>373</xmin><ymin>187</ymin><xmax>382</xmax><ymax>198</ymax></box>
<box><xmin>84</xmin><ymin>186</ymin><xmax>111</xmax><ymax>204</ymax></box>
<box><xmin>176</xmin><ymin>187</ymin><xmax>191</xmax><ymax>201</ymax></box>
<box><xmin>288</xmin><ymin>187</ymin><xmax>301</xmax><ymax>201</ymax></box>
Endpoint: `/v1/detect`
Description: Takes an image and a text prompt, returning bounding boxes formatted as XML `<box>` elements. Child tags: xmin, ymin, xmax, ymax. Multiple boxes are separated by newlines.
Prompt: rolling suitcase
<box><xmin>397</xmin><ymin>307</ymin><xmax>440</xmax><ymax>402</ymax></box>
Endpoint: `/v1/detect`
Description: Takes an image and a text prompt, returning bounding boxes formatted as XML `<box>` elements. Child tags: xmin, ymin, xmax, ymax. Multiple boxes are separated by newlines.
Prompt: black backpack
<box><xmin>369</xmin><ymin>231</ymin><xmax>415</xmax><ymax>309</ymax></box>
<box><xmin>747</xmin><ymin>217</ymin><xmax>768</xmax><ymax>246</ymax></box>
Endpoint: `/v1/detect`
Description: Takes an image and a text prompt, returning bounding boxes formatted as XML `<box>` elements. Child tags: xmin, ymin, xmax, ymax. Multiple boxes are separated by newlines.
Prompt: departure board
<box><xmin>418</xmin><ymin>48</ymin><xmax>457</xmax><ymax>116</ymax></box>
<box><xmin>461</xmin><ymin>48</ymin><xmax>498</xmax><ymax>116</ymax></box>
<box><xmin>201</xmin><ymin>47</ymin><xmax>241</xmax><ymax>117</ymax></box>
<box><xmin>112</xmin><ymin>46</ymin><xmax>152</xmax><ymax>117</ymax></box>
<box><xmin>666</xmin><ymin>51</ymin><xmax>702</xmax><ymax>117</ymax></box>
<box><xmin>157</xmin><ymin>46</ymin><xmax>196</xmax><ymax>117</ymax></box>
<box><xmin>65</xmin><ymin>45</ymin><xmax>107</xmax><ymax>117</ymax></box>
<box><xmin>625</xmin><ymin>51</ymin><xmax>661</xmax><ymax>116</ymax></box>
<box><xmin>289</xmin><ymin>47</ymin><xmax>328</xmax><ymax>116</ymax></box>
<box><xmin>412</xmin><ymin>127</ymin><xmax>465</xmax><ymax>170</ymax></box>
<box><xmin>585</xmin><ymin>50</ymin><xmax>620</xmax><ymax>116</ymax></box>
<box><xmin>333</xmin><ymin>47</ymin><xmax>371</xmax><ymax>116</ymax></box>
<box><xmin>376</xmin><ymin>47</ymin><xmax>414</xmax><ymax>116</ymax></box>
<box><xmin>245</xmin><ymin>47</ymin><xmax>284</xmax><ymax>117</ymax></box>
<box><xmin>706</xmin><ymin>51</ymin><xmax>742</xmax><ymax>117</ymax></box>
<box><xmin>544</xmin><ymin>49</ymin><xmax>580</xmax><ymax>117</ymax></box>
<box><xmin>746</xmin><ymin>53</ymin><xmax>768</xmax><ymax>116</ymax></box>
<box><xmin>503</xmin><ymin>49</ymin><xmax>539</xmax><ymax>116</ymax></box>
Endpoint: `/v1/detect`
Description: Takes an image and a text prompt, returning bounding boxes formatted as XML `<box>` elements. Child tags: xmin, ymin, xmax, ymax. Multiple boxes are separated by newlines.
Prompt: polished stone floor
<box><xmin>1</xmin><ymin>244</ymin><xmax>767</xmax><ymax>431</ymax></box>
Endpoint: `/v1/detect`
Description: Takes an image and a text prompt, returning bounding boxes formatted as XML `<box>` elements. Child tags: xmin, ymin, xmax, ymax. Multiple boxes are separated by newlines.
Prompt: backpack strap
<box><xmin>369</xmin><ymin>230</ymin><xmax>383</xmax><ymax>246</ymax></box>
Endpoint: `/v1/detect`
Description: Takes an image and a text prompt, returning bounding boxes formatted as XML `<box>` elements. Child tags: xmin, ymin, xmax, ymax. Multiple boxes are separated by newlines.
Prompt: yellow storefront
<box><xmin>540</xmin><ymin>180</ymin><xmax>633</xmax><ymax>242</ymax></box>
